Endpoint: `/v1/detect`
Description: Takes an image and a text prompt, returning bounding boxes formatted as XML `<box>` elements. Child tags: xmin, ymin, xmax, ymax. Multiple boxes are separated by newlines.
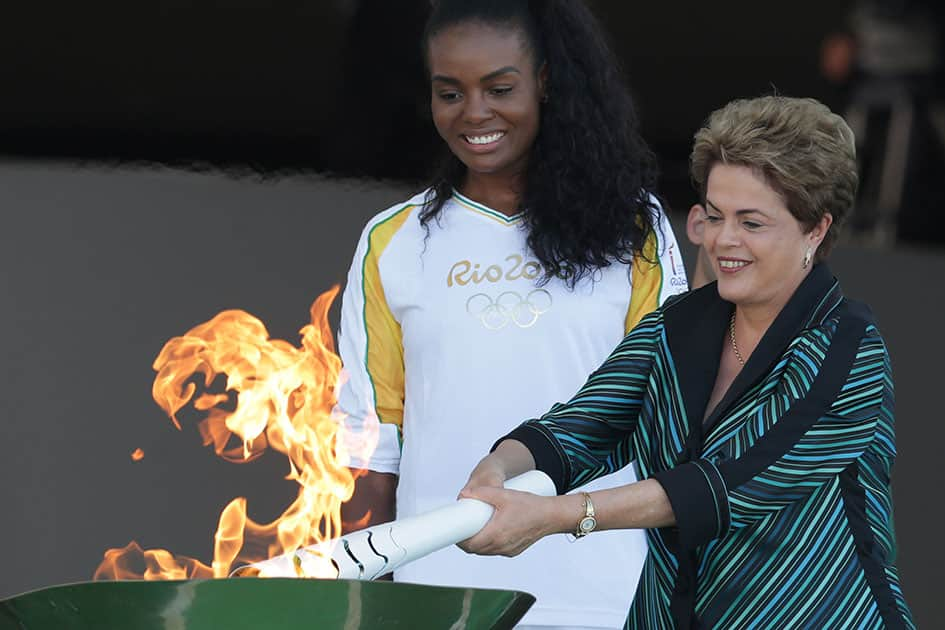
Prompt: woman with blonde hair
<box><xmin>459</xmin><ymin>95</ymin><xmax>915</xmax><ymax>629</ymax></box>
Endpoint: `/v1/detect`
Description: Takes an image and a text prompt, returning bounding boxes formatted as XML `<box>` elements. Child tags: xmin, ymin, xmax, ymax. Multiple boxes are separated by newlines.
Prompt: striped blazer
<box><xmin>505</xmin><ymin>264</ymin><xmax>915</xmax><ymax>629</ymax></box>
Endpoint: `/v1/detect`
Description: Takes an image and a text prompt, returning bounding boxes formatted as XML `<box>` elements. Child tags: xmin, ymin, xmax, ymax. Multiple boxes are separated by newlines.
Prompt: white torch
<box><xmin>233</xmin><ymin>470</ymin><xmax>555</xmax><ymax>580</ymax></box>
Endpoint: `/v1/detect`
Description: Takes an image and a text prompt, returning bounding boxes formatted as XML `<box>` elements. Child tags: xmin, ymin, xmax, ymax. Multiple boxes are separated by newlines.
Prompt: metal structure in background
<box><xmin>840</xmin><ymin>0</ymin><xmax>945</xmax><ymax>245</ymax></box>
<box><xmin>0</xmin><ymin>578</ymin><xmax>535</xmax><ymax>630</ymax></box>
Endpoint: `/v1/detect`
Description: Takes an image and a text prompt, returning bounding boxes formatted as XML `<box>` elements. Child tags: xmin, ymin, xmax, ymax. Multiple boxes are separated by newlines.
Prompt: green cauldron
<box><xmin>0</xmin><ymin>578</ymin><xmax>535</xmax><ymax>629</ymax></box>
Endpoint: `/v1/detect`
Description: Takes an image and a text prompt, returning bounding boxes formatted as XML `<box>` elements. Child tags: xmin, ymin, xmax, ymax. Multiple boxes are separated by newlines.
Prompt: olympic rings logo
<box><xmin>465</xmin><ymin>290</ymin><xmax>553</xmax><ymax>330</ymax></box>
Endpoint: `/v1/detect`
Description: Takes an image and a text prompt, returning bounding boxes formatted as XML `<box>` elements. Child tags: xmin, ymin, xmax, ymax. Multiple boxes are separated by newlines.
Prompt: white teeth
<box><xmin>720</xmin><ymin>260</ymin><xmax>749</xmax><ymax>269</ymax></box>
<box><xmin>465</xmin><ymin>132</ymin><xmax>505</xmax><ymax>145</ymax></box>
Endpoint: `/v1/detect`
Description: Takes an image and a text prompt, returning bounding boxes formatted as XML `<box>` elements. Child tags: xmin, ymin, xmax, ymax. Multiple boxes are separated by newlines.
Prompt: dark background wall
<box><xmin>0</xmin><ymin>0</ymin><xmax>858</xmax><ymax>196</ymax></box>
<box><xmin>1</xmin><ymin>1</ymin><xmax>943</xmax><ymax>627</ymax></box>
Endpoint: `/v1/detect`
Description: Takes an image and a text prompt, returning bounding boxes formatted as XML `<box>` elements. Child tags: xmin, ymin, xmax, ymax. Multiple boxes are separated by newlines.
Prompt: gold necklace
<box><xmin>729</xmin><ymin>312</ymin><xmax>745</xmax><ymax>366</ymax></box>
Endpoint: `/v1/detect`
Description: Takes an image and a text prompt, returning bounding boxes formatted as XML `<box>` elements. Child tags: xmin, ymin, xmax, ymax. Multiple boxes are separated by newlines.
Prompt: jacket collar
<box><xmin>664</xmin><ymin>264</ymin><xmax>843</xmax><ymax>437</ymax></box>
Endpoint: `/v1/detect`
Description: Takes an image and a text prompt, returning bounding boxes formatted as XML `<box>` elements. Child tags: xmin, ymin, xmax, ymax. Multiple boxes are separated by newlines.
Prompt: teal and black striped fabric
<box><xmin>505</xmin><ymin>265</ymin><xmax>914</xmax><ymax>629</ymax></box>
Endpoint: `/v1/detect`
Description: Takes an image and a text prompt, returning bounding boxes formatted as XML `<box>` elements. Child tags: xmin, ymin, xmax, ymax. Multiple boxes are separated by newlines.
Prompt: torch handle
<box><xmin>234</xmin><ymin>470</ymin><xmax>557</xmax><ymax>580</ymax></box>
<box><xmin>326</xmin><ymin>469</ymin><xmax>556</xmax><ymax>580</ymax></box>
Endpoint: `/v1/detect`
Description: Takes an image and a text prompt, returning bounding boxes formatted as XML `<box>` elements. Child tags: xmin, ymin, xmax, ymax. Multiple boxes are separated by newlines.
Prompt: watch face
<box><xmin>579</xmin><ymin>516</ymin><xmax>597</xmax><ymax>533</ymax></box>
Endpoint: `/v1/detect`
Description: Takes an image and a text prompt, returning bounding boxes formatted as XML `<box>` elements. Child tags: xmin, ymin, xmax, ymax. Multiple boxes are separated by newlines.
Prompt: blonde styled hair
<box><xmin>690</xmin><ymin>96</ymin><xmax>858</xmax><ymax>260</ymax></box>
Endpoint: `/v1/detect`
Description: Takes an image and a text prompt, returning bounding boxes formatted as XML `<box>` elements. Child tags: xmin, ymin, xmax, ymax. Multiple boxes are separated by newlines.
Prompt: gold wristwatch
<box><xmin>574</xmin><ymin>492</ymin><xmax>597</xmax><ymax>538</ymax></box>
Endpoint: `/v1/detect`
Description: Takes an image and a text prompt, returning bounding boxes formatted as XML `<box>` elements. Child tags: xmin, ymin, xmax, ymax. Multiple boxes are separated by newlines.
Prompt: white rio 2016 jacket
<box><xmin>336</xmin><ymin>189</ymin><xmax>687</xmax><ymax>629</ymax></box>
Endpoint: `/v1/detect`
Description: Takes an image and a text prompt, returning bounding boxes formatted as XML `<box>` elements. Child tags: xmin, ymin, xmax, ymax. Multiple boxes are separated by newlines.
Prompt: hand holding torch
<box><xmin>234</xmin><ymin>470</ymin><xmax>555</xmax><ymax>580</ymax></box>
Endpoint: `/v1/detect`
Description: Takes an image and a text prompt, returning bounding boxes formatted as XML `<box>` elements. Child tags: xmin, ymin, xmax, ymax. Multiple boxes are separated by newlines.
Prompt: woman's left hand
<box><xmin>457</xmin><ymin>485</ymin><xmax>558</xmax><ymax>557</ymax></box>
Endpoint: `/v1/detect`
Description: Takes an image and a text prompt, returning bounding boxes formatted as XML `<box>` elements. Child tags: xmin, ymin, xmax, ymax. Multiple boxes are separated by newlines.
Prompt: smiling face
<box><xmin>427</xmin><ymin>22</ymin><xmax>545</xmax><ymax>184</ymax></box>
<box><xmin>700</xmin><ymin>163</ymin><xmax>832</xmax><ymax>315</ymax></box>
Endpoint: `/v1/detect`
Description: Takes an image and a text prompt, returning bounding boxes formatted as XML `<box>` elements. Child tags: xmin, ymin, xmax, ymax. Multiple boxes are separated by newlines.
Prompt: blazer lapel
<box><xmin>663</xmin><ymin>284</ymin><xmax>730</xmax><ymax>443</ymax></box>
<box><xmin>701</xmin><ymin>264</ymin><xmax>841</xmax><ymax>435</ymax></box>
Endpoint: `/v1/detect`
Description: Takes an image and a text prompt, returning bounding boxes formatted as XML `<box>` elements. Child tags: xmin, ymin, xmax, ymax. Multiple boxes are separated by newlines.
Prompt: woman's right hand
<box><xmin>456</xmin><ymin>446</ymin><xmax>556</xmax><ymax>557</ymax></box>
<box><xmin>459</xmin><ymin>454</ymin><xmax>509</xmax><ymax>498</ymax></box>
<box><xmin>454</xmin><ymin>440</ymin><xmax>551</xmax><ymax>556</ymax></box>
<box><xmin>459</xmin><ymin>439</ymin><xmax>537</xmax><ymax>497</ymax></box>
<box><xmin>457</xmin><ymin>485</ymin><xmax>558</xmax><ymax>557</ymax></box>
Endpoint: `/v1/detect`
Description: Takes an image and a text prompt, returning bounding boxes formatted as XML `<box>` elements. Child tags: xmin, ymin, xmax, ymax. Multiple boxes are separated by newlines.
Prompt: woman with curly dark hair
<box><xmin>336</xmin><ymin>1</ymin><xmax>687</xmax><ymax>627</ymax></box>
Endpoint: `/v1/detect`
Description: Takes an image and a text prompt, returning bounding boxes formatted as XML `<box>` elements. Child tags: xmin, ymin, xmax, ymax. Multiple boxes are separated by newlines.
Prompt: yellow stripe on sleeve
<box><xmin>361</xmin><ymin>205</ymin><xmax>414</xmax><ymax>429</ymax></box>
<box><xmin>625</xmin><ymin>230</ymin><xmax>663</xmax><ymax>334</ymax></box>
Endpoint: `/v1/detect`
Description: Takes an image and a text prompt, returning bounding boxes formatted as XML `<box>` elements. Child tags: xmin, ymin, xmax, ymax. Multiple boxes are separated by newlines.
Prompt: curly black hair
<box><xmin>421</xmin><ymin>0</ymin><xmax>660</xmax><ymax>286</ymax></box>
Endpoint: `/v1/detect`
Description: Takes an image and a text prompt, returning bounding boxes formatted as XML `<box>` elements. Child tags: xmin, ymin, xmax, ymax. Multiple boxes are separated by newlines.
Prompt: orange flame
<box><xmin>95</xmin><ymin>286</ymin><xmax>376</xmax><ymax>580</ymax></box>
<box><xmin>131</xmin><ymin>448</ymin><xmax>144</xmax><ymax>461</ymax></box>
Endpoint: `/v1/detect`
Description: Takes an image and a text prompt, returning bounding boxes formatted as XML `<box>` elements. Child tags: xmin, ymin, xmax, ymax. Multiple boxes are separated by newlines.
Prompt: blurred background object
<box><xmin>3</xmin><ymin>0</ymin><xmax>941</xmax><ymax>248</ymax></box>
<box><xmin>820</xmin><ymin>0</ymin><xmax>945</xmax><ymax>246</ymax></box>
<box><xmin>0</xmin><ymin>1</ymin><xmax>941</xmax><ymax>627</ymax></box>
